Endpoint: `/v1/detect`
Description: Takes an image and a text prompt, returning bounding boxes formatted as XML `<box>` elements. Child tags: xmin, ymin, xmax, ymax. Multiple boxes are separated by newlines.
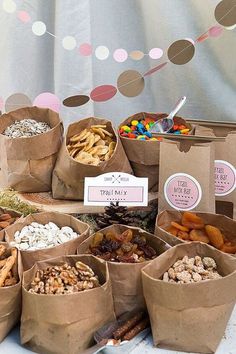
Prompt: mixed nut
<box><xmin>28</xmin><ymin>261</ymin><xmax>100</xmax><ymax>294</ymax></box>
<box><xmin>10</xmin><ymin>222</ymin><xmax>79</xmax><ymax>251</ymax></box>
<box><xmin>0</xmin><ymin>212</ymin><xmax>19</xmax><ymax>231</ymax></box>
<box><xmin>166</xmin><ymin>212</ymin><xmax>236</xmax><ymax>254</ymax></box>
<box><xmin>162</xmin><ymin>255</ymin><xmax>222</xmax><ymax>284</ymax></box>
<box><xmin>89</xmin><ymin>229</ymin><xmax>157</xmax><ymax>263</ymax></box>
<box><xmin>67</xmin><ymin>124</ymin><xmax>116</xmax><ymax>166</ymax></box>
<box><xmin>3</xmin><ymin>119</ymin><xmax>51</xmax><ymax>138</ymax></box>
<box><xmin>0</xmin><ymin>245</ymin><xmax>18</xmax><ymax>287</ymax></box>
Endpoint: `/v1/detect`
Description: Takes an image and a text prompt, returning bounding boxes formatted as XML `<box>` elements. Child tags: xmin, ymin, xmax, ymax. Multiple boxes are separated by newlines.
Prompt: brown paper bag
<box><xmin>0</xmin><ymin>207</ymin><xmax>22</xmax><ymax>241</ymax></box>
<box><xmin>52</xmin><ymin>117</ymin><xmax>132</xmax><ymax>200</ymax></box>
<box><xmin>77</xmin><ymin>224</ymin><xmax>170</xmax><ymax>316</ymax></box>
<box><xmin>119</xmin><ymin>113</ymin><xmax>193</xmax><ymax>191</ymax></box>
<box><xmin>21</xmin><ymin>254</ymin><xmax>115</xmax><ymax>354</ymax></box>
<box><xmin>0</xmin><ymin>106</ymin><xmax>63</xmax><ymax>192</ymax></box>
<box><xmin>156</xmin><ymin>210</ymin><xmax>236</xmax><ymax>255</ymax></box>
<box><xmin>0</xmin><ymin>242</ymin><xmax>21</xmax><ymax>342</ymax></box>
<box><xmin>194</xmin><ymin>123</ymin><xmax>236</xmax><ymax>219</ymax></box>
<box><xmin>5</xmin><ymin>211</ymin><xmax>90</xmax><ymax>270</ymax></box>
<box><xmin>142</xmin><ymin>242</ymin><xmax>236</xmax><ymax>353</ymax></box>
<box><xmin>158</xmin><ymin>139</ymin><xmax>215</xmax><ymax>213</ymax></box>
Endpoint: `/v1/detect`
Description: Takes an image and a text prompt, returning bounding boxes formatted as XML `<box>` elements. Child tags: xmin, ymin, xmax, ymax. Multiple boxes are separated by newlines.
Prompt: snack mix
<box><xmin>0</xmin><ymin>245</ymin><xmax>18</xmax><ymax>287</ymax></box>
<box><xmin>89</xmin><ymin>229</ymin><xmax>157</xmax><ymax>263</ymax></box>
<box><xmin>166</xmin><ymin>212</ymin><xmax>236</xmax><ymax>254</ymax></box>
<box><xmin>162</xmin><ymin>255</ymin><xmax>222</xmax><ymax>284</ymax></box>
<box><xmin>67</xmin><ymin>124</ymin><xmax>116</xmax><ymax>166</ymax></box>
<box><xmin>3</xmin><ymin>119</ymin><xmax>51</xmax><ymax>138</ymax></box>
<box><xmin>28</xmin><ymin>261</ymin><xmax>100</xmax><ymax>294</ymax></box>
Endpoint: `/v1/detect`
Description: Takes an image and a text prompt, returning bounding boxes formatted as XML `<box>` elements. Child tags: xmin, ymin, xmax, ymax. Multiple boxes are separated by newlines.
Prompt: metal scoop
<box><xmin>149</xmin><ymin>96</ymin><xmax>187</xmax><ymax>133</ymax></box>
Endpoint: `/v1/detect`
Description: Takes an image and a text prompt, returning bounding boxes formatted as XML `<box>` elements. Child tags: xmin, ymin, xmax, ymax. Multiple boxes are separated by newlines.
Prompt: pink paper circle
<box><xmin>113</xmin><ymin>49</ymin><xmax>128</xmax><ymax>62</ymax></box>
<box><xmin>17</xmin><ymin>11</ymin><xmax>31</xmax><ymax>23</ymax></box>
<box><xmin>33</xmin><ymin>92</ymin><xmax>60</xmax><ymax>112</ymax></box>
<box><xmin>79</xmin><ymin>43</ymin><xmax>92</xmax><ymax>56</ymax></box>
<box><xmin>149</xmin><ymin>48</ymin><xmax>163</xmax><ymax>59</ymax></box>
<box><xmin>90</xmin><ymin>85</ymin><xmax>117</xmax><ymax>102</ymax></box>
<box><xmin>0</xmin><ymin>97</ymin><xmax>4</xmax><ymax>110</ymax></box>
<box><xmin>209</xmin><ymin>26</ymin><xmax>223</xmax><ymax>37</ymax></box>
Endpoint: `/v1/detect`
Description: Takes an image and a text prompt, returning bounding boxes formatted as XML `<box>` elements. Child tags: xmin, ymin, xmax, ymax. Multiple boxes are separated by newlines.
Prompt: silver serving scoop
<box><xmin>149</xmin><ymin>96</ymin><xmax>187</xmax><ymax>133</ymax></box>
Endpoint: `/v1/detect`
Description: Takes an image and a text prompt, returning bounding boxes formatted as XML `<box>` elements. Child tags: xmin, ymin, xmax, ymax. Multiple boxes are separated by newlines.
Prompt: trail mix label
<box><xmin>164</xmin><ymin>173</ymin><xmax>202</xmax><ymax>211</ymax></box>
<box><xmin>215</xmin><ymin>160</ymin><xmax>236</xmax><ymax>196</ymax></box>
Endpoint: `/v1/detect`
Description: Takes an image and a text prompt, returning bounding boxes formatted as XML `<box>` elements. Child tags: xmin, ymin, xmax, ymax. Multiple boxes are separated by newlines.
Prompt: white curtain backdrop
<box><xmin>0</xmin><ymin>0</ymin><xmax>235</xmax><ymax>126</ymax></box>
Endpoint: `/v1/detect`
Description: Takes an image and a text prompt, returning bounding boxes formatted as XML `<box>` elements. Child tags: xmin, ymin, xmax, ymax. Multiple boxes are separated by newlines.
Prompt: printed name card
<box><xmin>84</xmin><ymin>172</ymin><xmax>148</xmax><ymax>206</ymax></box>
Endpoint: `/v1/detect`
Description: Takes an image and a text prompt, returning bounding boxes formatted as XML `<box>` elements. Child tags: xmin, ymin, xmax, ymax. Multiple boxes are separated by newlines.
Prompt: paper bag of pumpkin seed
<box><xmin>52</xmin><ymin>117</ymin><xmax>132</xmax><ymax>200</ymax></box>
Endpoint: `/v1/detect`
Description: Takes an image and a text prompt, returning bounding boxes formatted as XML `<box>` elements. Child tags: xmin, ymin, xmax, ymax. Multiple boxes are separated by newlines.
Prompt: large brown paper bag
<box><xmin>194</xmin><ymin>122</ymin><xmax>236</xmax><ymax>219</ymax></box>
<box><xmin>158</xmin><ymin>139</ymin><xmax>215</xmax><ymax>213</ymax></box>
<box><xmin>77</xmin><ymin>224</ymin><xmax>170</xmax><ymax>316</ymax></box>
<box><xmin>142</xmin><ymin>242</ymin><xmax>236</xmax><ymax>353</ymax></box>
<box><xmin>52</xmin><ymin>117</ymin><xmax>132</xmax><ymax>200</ymax></box>
<box><xmin>0</xmin><ymin>242</ymin><xmax>22</xmax><ymax>342</ymax></box>
<box><xmin>21</xmin><ymin>254</ymin><xmax>115</xmax><ymax>354</ymax></box>
<box><xmin>0</xmin><ymin>207</ymin><xmax>22</xmax><ymax>241</ymax></box>
<box><xmin>155</xmin><ymin>210</ymin><xmax>236</xmax><ymax>255</ymax></box>
<box><xmin>0</xmin><ymin>106</ymin><xmax>63</xmax><ymax>192</ymax></box>
<box><xmin>119</xmin><ymin>112</ymin><xmax>193</xmax><ymax>192</ymax></box>
<box><xmin>5</xmin><ymin>211</ymin><xmax>90</xmax><ymax>270</ymax></box>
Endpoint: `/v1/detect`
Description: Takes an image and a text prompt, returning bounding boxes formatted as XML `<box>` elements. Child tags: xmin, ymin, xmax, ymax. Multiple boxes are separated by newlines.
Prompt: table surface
<box><xmin>1</xmin><ymin>306</ymin><xmax>235</xmax><ymax>354</ymax></box>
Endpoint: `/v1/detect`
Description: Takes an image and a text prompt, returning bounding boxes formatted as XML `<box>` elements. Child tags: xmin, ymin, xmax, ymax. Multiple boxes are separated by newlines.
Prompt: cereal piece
<box><xmin>189</xmin><ymin>229</ymin><xmax>210</xmax><ymax>244</ymax></box>
<box><xmin>171</xmin><ymin>221</ymin><xmax>189</xmax><ymax>232</ymax></box>
<box><xmin>163</xmin><ymin>272</ymin><xmax>169</xmax><ymax>282</ymax></box>
<box><xmin>176</xmin><ymin>271</ymin><xmax>192</xmax><ymax>283</ymax></box>
<box><xmin>202</xmin><ymin>257</ymin><xmax>216</xmax><ymax>269</ymax></box>
<box><xmin>168</xmin><ymin>268</ymin><xmax>176</xmax><ymax>279</ymax></box>
<box><xmin>192</xmin><ymin>272</ymin><xmax>202</xmax><ymax>282</ymax></box>
<box><xmin>181</xmin><ymin>212</ymin><xmax>204</xmax><ymax>229</ymax></box>
<box><xmin>194</xmin><ymin>256</ymin><xmax>203</xmax><ymax>267</ymax></box>
<box><xmin>205</xmin><ymin>225</ymin><xmax>224</xmax><ymax>249</ymax></box>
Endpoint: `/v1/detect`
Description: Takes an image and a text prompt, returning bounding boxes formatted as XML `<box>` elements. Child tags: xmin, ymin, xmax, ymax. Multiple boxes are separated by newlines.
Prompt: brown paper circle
<box><xmin>117</xmin><ymin>70</ymin><xmax>145</xmax><ymax>97</ymax></box>
<box><xmin>63</xmin><ymin>95</ymin><xmax>90</xmax><ymax>107</ymax></box>
<box><xmin>167</xmin><ymin>39</ymin><xmax>195</xmax><ymax>65</ymax></box>
<box><xmin>129</xmin><ymin>51</ymin><xmax>145</xmax><ymax>60</ymax></box>
<box><xmin>5</xmin><ymin>93</ymin><xmax>32</xmax><ymax>112</ymax></box>
<box><xmin>215</xmin><ymin>0</ymin><xmax>236</xmax><ymax>27</ymax></box>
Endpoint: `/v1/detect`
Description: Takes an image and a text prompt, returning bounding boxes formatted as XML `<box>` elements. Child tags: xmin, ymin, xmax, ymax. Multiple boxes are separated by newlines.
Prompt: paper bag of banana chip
<box><xmin>52</xmin><ymin>117</ymin><xmax>132</xmax><ymax>200</ymax></box>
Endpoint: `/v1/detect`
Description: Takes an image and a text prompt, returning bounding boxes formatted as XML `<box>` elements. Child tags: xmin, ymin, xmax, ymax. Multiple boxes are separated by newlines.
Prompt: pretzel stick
<box><xmin>0</xmin><ymin>245</ymin><xmax>6</xmax><ymax>257</ymax></box>
<box><xmin>0</xmin><ymin>259</ymin><xmax>7</xmax><ymax>268</ymax></box>
<box><xmin>11</xmin><ymin>248</ymin><xmax>18</xmax><ymax>280</ymax></box>
<box><xmin>0</xmin><ymin>255</ymin><xmax>15</xmax><ymax>287</ymax></box>
<box><xmin>113</xmin><ymin>312</ymin><xmax>144</xmax><ymax>340</ymax></box>
<box><xmin>123</xmin><ymin>317</ymin><xmax>149</xmax><ymax>341</ymax></box>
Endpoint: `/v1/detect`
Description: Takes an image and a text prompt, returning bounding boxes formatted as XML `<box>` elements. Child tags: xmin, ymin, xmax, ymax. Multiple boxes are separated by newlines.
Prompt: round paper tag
<box><xmin>164</xmin><ymin>173</ymin><xmax>202</xmax><ymax>211</ymax></box>
<box><xmin>215</xmin><ymin>160</ymin><xmax>236</xmax><ymax>196</ymax></box>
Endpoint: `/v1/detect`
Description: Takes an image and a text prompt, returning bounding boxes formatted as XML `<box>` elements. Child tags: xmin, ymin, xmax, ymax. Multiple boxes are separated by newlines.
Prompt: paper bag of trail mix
<box><xmin>77</xmin><ymin>224</ymin><xmax>170</xmax><ymax>316</ymax></box>
<box><xmin>0</xmin><ymin>242</ymin><xmax>22</xmax><ymax>342</ymax></box>
<box><xmin>0</xmin><ymin>106</ymin><xmax>63</xmax><ymax>192</ymax></box>
<box><xmin>194</xmin><ymin>123</ymin><xmax>236</xmax><ymax>219</ymax></box>
<box><xmin>155</xmin><ymin>210</ymin><xmax>236</xmax><ymax>255</ymax></box>
<box><xmin>5</xmin><ymin>211</ymin><xmax>90</xmax><ymax>271</ymax></box>
<box><xmin>158</xmin><ymin>139</ymin><xmax>215</xmax><ymax>213</ymax></box>
<box><xmin>0</xmin><ymin>207</ymin><xmax>22</xmax><ymax>241</ymax></box>
<box><xmin>119</xmin><ymin>112</ymin><xmax>193</xmax><ymax>192</ymax></box>
<box><xmin>52</xmin><ymin>117</ymin><xmax>132</xmax><ymax>200</ymax></box>
<box><xmin>142</xmin><ymin>242</ymin><xmax>236</xmax><ymax>353</ymax></box>
<box><xmin>21</xmin><ymin>254</ymin><xmax>115</xmax><ymax>354</ymax></box>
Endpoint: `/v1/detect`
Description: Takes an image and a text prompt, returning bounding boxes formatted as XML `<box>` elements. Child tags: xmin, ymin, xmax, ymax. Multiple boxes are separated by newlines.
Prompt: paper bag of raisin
<box><xmin>77</xmin><ymin>224</ymin><xmax>170</xmax><ymax>316</ymax></box>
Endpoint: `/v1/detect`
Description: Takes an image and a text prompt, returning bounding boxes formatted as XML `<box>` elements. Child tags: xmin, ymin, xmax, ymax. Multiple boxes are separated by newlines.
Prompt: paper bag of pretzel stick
<box><xmin>0</xmin><ymin>242</ymin><xmax>21</xmax><ymax>342</ymax></box>
<box><xmin>21</xmin><ymin>255</ymin><xmax>115</xmax><ymax>354</ymax></box>
<box><xmin>52</xmin><ymin>117</ymin><xmax>132</xmax><ymax>200</ymax></box>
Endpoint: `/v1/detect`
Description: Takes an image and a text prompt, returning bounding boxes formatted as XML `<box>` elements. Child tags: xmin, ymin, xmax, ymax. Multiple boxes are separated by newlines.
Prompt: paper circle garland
<box><xmin>90</xmin><ymin>85</ymin><xmax>117</xmax><ymax>102</ymax></box>
<box><xmin>209</xmin><ymin>25</ymin><xmax>224</xmax><ymax>37</ymax></box>
<box><xmin>0</xmin><ymin>97</ymin><xmax>4</xmax><ymax>110</ymax></box>
<box><xmin>149</xmin><ymin>48</ymin><xmax>163</xmax><ymax>59</ymax></box>
<box><xmin>113</xmin><ymin>49</ymin><xmax>128</xmax><ymax>62</ymax></box>
<box><xmin>5</xmin><ymin>93</ymin><xmax>32</xmax><ymax>112</ymax></box>
<box><xmin>117</xmin><ymin>70</ymin><xmax>145</xmax><ymax>97</ymax></box>
<box><xmin>63</xmin><ymin>95</ymin><xmax>90</xmax><ymax>107</ymax></box>
<box><xmin>79</xmin><ymin>43</ymin><xmax>92</xmax><ymax>56</ymax></box>
<box><xmin>32</xmin><ymin>21</ymin><xmax>46</xmax><ymax>36</ymax></box>
<box><xmin>17</xmin><ymin>10</ymin><xmax>31</xmax><ymax>23</ymax></box>
<box><xmin>62</xmin><ymin>36</ymin><xmax>77</xmax><ymax>50</ymax></box>
<box><xmin>215</xmin><ymin>0</ymin><xmax>236</xmax><ymax>27</ymax></box>
<box><xmin>33</xmin><ymin>92</ymin><xmax>60</xmax><ymax>112</ymax></box>
<box><xmin>2</xmin><ymin>0</ymin><xmax>16</xmax><ymax>13</ymax></box>
<box><xmin>129</xmin><ymin>51</ymin><xmax>145</xmax><ymax>60</ymax></box>
<box><xmin>95</xmin><ymin>46</ymin><xmax>109</xmax><ymax>60</ymax></box>
<box><xmin>167</xmin><ymin>39</ymin><xmax>195</xmax><ymax>65</ymax></box>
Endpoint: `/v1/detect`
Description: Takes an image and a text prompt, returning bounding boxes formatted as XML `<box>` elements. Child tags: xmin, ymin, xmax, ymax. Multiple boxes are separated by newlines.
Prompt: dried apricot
<box><xmin>181</xmin><ymin>212</ymin><xmax>204</xmax><ymax>229</ymax></box>
<box><xmin>167</xmin><ymin>226</ymin><xmax>178</xmax><ymax>236</ymax></box>
<box><xmin>220</xmin><ymin>243</ymin><xmax>236</xmax><ymax>254</ymax></box>
<box><xmin>171</xmin><ymin>221</ymin><xmax>189</xmax><ymax>232</ymax></box>
<box><xmin>91</xmin><ymin>232</ymin><xmax>104</xmax><ymax>247</ymax></box>
<box><xmin>205</xmin><ymin>225</ymin><xmax>224</xmax><ymax>249</ymax></box>
<box><xmin>177</xmin><ymin>231</ymin><xmax>190</xmax><ymax>240</ymax></box>
<box><xmin>189</xmin><ymin>229</ymin><xmax>210</xmax><ymax>243</ymax></box>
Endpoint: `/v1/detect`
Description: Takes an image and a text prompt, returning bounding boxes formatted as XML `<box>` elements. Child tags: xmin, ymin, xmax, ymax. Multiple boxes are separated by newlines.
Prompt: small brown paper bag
<box><xmin>52</xmin><ymin>117</ymin><xmax>132</xmax><ymax>200</ymax></box>
<box><xmin>0</xmin><ymin>106</ymin><xmax>63</xmax><ymax>192</ymax></box>
<box><xmin>21</xmin><ymin>254</ymin><xmax>115</xmax><ymax>354</ymax></box>
<box><xmin>77</xmin><ymin>224</ymin><xmax>170</xmax><ymax>316</ymax></box>
<box><xmin>0</xmin><ymin>207</ymin><xmax>23</xmax><ymax>241</ymax></box>
<box><xmin>156</xmin><ymin>210</ymin><xmax>236</xmax><ymax>255</ymax></box>
<box><xmin>5</xmin><ymin>212</ymin><xmax>90</xmax><ymax>270</ymax></box>
<box><xmin>119</xmin><ymin>113</ymin><xmax>193</xmax><ymax>192</ymax></box>
<box><xmin>194</xmin><ymin>122</ymin><xmax>236</xmax><ymax>219</ymax></box>
<box><xmin>158</xmin><ymin>139</ymin><xmax>215</xmax><ymax>213</ymax></box>
<box><xmin>142</xmin><ymin>242</ymin><xmax>236</xmax><ymax>353</ymax></box>
<box><xmin>0</xmin><ymin>242</ymin><xmax>21</xmax><ymax>342</ymax></box>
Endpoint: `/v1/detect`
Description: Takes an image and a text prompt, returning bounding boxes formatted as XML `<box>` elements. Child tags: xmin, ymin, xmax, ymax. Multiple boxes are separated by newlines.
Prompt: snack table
<box><xmin>1</xmin><ymin>305</ymin><xmax>235</xmax><ymax>354</ymax></box>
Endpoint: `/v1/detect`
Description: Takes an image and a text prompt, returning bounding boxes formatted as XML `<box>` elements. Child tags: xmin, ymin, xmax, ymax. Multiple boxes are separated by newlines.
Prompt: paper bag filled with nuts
<box><xmin>21</xmin><ymin>255</ymin><xmax>115</xmax><ymax>354</ymax></box>
<box><xmin>52</xmin><ymin>117</ymin><xmax>132</xmax><ymax>200</ymax></box>
<box><xmin>77</xmin><ymin>224</ymin><xmax>170</xmax><ymax>316</ymax></box>
<box><xmin>5</xmin><ymin>211</ymin><xmax>90</xmax><ymax>270</ymax></box>
<box><xmin>0</xmin><ymin>207</ymin><xmax>22</xmax><ymax>241</ymax></box>
<box><xmin>0</xmin><ymin>243</ymin><xmax>21</xmax><ymax>342</ymax></box>
<box><xmin>156</xmin><ymin>210</ymin><xmax>236</xmax><ymax>255</ymax></box>
<box><xmin>0</xmin><ymin>106</ymin><xmax>63</xmax><ymax>192</ymax></box>
<box><xmin>142</xmin><ymin>242</ymin><xmax>236</xmax><ymax>353</ymax></box>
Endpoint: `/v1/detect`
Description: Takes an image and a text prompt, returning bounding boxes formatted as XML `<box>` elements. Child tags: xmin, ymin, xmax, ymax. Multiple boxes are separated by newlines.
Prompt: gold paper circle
<box><xmin>215</xmin><ymin>0</ymin><xmax>236</xmax><ymax>27</ymax></box>
<box><xmin>129</xmin><ymin>51</ymin><xmax>145</xmax><ymax>60</ymax></box>
<box><xmin>5</xmin><ymin>93</ymin><xmax>32</xmax><ymax>112</ymax></box>
<box><xmin>117</xmin><ymin>70</ymin><xmax>145</xmax><ymax>97</ymax></box>
<box><xmin>167</xmin><ymin>39</ymin><xmax>195</xmax><ymax>65</ymax></box>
